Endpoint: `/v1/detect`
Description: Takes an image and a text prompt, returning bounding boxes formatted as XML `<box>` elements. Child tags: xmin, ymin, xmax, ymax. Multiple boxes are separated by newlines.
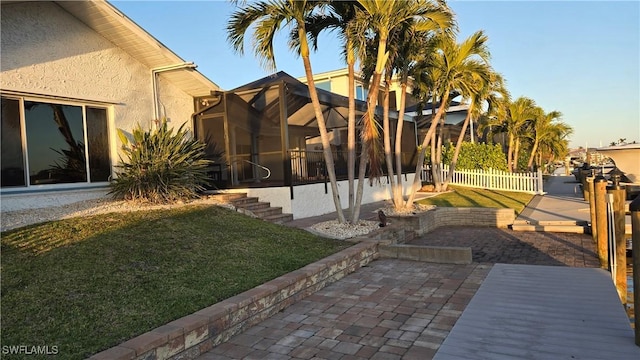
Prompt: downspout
<box><xmin>151</xmin><ymin>62</ymin><xmax>197</xmax><ymax>129</ymax></box>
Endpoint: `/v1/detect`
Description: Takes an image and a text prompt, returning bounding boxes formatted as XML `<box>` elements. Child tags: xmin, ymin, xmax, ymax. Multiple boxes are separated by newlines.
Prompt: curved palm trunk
<box><xmin>393</xmin><ymin>82</ymin><xmax>408</xmax><ymax>209</ymax></box>
<box><xmin>405</xmin><ymin>91</ymin><xmax>449</xmax><ymax>206</ymax></box>
<box><xmin>299</xmin><ymin>29</ymin><xmax>345</xmax><ymax>223</ymax></box>
<box><xmin>382</xmin><ymin>77</ymin><xmax>397</xmax><ymax>202</ymax></box>
<box><xmin>442</xmin><ymin>99</ymin><xmax>473</xmax><ymax>191</ymax></box>
<box><xmin>353</xmin><ymin>35</ymin><xmax>388</xmax><ymax>221</ymax></box>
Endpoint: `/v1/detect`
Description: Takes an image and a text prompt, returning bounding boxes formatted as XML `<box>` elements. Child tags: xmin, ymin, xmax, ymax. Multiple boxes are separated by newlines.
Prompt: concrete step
<box><xmin>202</xmin><ymin>191</ymin><xmax>293</xmax><ymax>225</ymax></box>
<box><xmin>511</xmin><ymin>223</ymin><xmax>589</xmax><ymax>234</ymax></box>
<box><xmin>239</xmin><ymin>201</ymin><xmax>270</xmax><ymax>211</ymax></box>
<box><xmin>204</xmin><ymin>192</ymin><xmax>247</xmax><ymax>202</ymax></box>
<box><xmin>263</xmin><ymin>213</ymin><xmax>294</xmax><ymax>224</ymax></box>
<box><xmin>251</xmin><ymin>206</ymin><xmax>284</xmax><ymax>218</ymax></box>
<box><xmin>230</xmin><ymin>196</ymin><xmax>260</xmax><ymax>206</ymax></box>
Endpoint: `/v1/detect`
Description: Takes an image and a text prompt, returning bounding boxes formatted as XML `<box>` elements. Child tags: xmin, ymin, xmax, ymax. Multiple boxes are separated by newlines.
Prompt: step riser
<box><xmin>204</xmin><ymin>192</ymin><xmax>293</xmax><ymax>224</ymax></box>
<box><xmin>511</xmin><ymin>225</ymin><xmax>589</xmax><ymax>234</ymax></box>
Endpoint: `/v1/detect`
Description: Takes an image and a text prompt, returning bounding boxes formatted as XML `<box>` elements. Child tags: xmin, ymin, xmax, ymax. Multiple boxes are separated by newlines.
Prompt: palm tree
<box><xmin>526</xmin><ymin>109</ymin><xmax>564</xmax><ymax>170</ymax></box>
<box><xmin>406</xmin><ymin>30</ymin><xmax>492</xmax><ymax>203</ymax></box>
<box><xmin>441</xmin><ymin>69</ymin><xmax>505</xmax><ymax>191</ymax></box>
<box><xmin>528</xmin><ymin>112</ymin><xmax>572</xmax><ymax>171</ymax></box>
<box><xmin>227</xmin><ymin>0</ymin><xmax>347</xmax><ymax>222</ymax></box>
<box><xmin>303</xmin><ymin>2</ymin><xmax>363</xmax><ymax>222</ymax></box>
<box><xmin>504</xmin><ymin>97</ymin><xmax>538</xmax><ymax>172</ymax></box>
<box><xmin>355</xmin><ymin>0</ymin><xmax>454</xmax><ymax>210</ymax></box>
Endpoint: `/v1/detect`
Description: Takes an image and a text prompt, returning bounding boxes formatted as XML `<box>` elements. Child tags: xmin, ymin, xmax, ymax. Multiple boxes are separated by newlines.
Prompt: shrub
<box><xmin>110</xmin><ymin>121</ymin><xmax>212</xmax><ymax>203</ymax></box>
<box><xmin>439</xmin><ymin>142</ymin><xmax>508</xmax><ymax>171</ymax></box>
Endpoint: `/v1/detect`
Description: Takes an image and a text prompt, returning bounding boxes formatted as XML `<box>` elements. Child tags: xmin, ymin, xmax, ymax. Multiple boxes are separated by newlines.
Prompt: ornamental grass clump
<box><xmin>110</xmin><ymin>121</ymin><xmax>211</xmax><ymax>203</ymax></box>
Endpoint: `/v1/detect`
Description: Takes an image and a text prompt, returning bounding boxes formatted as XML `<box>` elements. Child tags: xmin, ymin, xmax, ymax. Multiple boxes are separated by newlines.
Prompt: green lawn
<box><xmin>417</xmin><ymin>186</ymin><xmax>534</xmax><ymax>215</ymax></box>
<box><xmin>1</xmin><ymin>205</ymin><xmax>350</xmax><ymax>359</ymax></box>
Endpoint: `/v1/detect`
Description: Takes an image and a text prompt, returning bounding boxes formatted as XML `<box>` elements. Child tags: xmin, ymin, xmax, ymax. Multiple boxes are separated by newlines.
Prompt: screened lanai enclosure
<box><xmin>193</xmin><ymin>72</ymin><xmax>418</xmax><ymax>193</ymax></box>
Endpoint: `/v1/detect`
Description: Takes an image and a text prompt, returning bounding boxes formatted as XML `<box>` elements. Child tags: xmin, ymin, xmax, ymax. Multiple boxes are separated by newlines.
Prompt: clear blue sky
<box><xmin>112</xmin><ymin>0</ymin><xmax>640</xmax><ymax>149</ymax></box>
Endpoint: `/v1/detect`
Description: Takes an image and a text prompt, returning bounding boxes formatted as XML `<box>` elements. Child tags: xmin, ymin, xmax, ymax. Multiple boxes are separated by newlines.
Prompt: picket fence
<box><xmin>422</xmin><ymin>164</ymin><xmax>544</xmax><ymax>194</ymax></box>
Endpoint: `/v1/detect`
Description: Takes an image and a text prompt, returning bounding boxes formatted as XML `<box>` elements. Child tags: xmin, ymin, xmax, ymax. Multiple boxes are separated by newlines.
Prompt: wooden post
<box><xmin>630</xmin><ymin>195</ymin><xmax>640</xmax><ymax>346</ymax></box>
<box><xmin>587</xmin><ymin>176</ymin><xmax>596</xmax><ymax>244</ymax></box>
<box><xmin>594</xmin><ymin>176</ymin><xmax>608</xmax><ymax>268</ymax></box>
<box><xmin>607</xmin><ymin>183</ymin><xmax>626</xmax><ymax>304</ymax></box>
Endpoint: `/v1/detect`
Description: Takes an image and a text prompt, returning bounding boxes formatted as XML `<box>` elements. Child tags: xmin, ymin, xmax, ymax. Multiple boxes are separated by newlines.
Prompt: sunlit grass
<box><xmin>1</xmin><ymin>205</ymin><xmax>349</xmax><ymax>359</ymax></box>
<box><xmin>417</xmin><ymin>185</ymin><xmax>534</xmax><ymax>215</ymax></box>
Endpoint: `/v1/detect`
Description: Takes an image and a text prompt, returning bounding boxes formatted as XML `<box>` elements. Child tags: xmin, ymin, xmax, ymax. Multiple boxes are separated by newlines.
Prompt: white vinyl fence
<box><xmin>422</xmin><ymin>164</ymin><xmax>544</xmax><ymax>194</ymax></box>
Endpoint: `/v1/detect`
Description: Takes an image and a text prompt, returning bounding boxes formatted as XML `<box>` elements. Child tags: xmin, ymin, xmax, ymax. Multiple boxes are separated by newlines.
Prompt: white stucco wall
<box><xmin>0</xmin><ymin>2</ymin><xmax>194</xmax><ymax>132</ymax></box>
<box><xmin>0</xmin><ymin>1</ymin><xmax>197</xmax><ymax>211</ymax></box>
<box><xmin>289</xmin><ymin>174</ymin><xmax>418</xmax><ymax>219</ymax></box>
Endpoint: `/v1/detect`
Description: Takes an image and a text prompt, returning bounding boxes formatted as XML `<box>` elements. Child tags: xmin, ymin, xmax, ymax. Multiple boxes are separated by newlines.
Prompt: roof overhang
<box><xmin>53</xmin><ymin>0</ymin><xmax>219</xmax><ymax>96</ymax></box>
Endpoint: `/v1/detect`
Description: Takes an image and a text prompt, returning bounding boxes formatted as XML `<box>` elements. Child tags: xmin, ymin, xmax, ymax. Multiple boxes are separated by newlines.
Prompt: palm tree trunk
<box><xmin>393</xmin><ymin>81</ymin><xmax>408</xmax><ymax>209</ymax></box>
<box><xmin>513</xmin><ymin>138</ymin><xmax>521</xmax><ymax>172</ymax></box>
<box><xmin>430</xmin><ymin>132</ymin><xmax>438</xmax><ymax>191</ymax></box>
<box><xmin>442</xmin><ymin>99</ymin><xmax>474</xmax><ymax>191</ymax></box>
<box><xmin>405</xmin><ymin>91</ymin><xmax>450</xmax><ymax>206</ymax></box>
<box><xmin>507</xmin><ymin>133</ymin><xmax>515</xmax><ymax>172</ymax></box>
<box><xmin>527</xmin><ymin>139</ymin><xmax>539</xmax><ymax>171</ymax></box>
<box><xmin>299</xmin><ymin>29</ymin><xmax>345</xmax><ymax>223</ymax></box>
<box><xmin>382</xmin><ymin>77</ymin><xmax>397</xmax><ymax>202</ymax></box>
<box><xmin>347</xmin><ymin>45</ymin><xmax>356</xmax><ymax>220</ymax></box>
<box><xmin>434</xmin><ymin>116</ymin><xmax>444</xmax><ymax>191</ymax></box>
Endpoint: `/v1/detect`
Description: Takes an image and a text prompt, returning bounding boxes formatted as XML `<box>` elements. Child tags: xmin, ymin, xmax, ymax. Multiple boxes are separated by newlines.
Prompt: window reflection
<box><xmin>24</xmin><ymin>101</ymin><xmax>87</xmax><ymax>184</ymax></box>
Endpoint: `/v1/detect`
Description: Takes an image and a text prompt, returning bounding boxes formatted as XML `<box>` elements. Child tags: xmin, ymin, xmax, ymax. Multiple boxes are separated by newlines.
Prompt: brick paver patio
<box><xmin>198</xmin><ymin>228</ymin><xmax>599</xmax><ymax>359</ymax></box>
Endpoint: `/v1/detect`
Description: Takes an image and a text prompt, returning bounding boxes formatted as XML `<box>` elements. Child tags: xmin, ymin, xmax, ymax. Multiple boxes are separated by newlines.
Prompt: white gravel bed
<box><xmin>308</xmin><ymin>220</ymin><xmax>381</xmax><ymax>240</ymax></box>
<box><xmin>0</xmin><ymin>197</ymin><xmax>225</xmax><ymax>232</ymax></box>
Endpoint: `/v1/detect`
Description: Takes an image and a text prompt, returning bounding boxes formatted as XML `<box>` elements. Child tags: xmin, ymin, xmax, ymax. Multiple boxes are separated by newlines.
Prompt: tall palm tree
<box><xmin>526</xmin><ymin>110</ymin><xmax>572</xmax><ymax>171</ymax></box>
<box><xmin>227</xmin><ymin>0</ymin><xmax>347</xmax><ymax>222</ymax></box>
<box><xmin>502</xmin><ymin>96</ymin><xmax>538</xmax><ymax>172</ymax></box>
<box><xmin>441</xmin><ymin>69</ymin><xmax>504</xmax><ymax>191</ymax></box>
<box><xmin>526</xmin><ymin>108</ymin><xmax>562</xmax><ymax>170</ymax></box>
<box><xmin>303</xmin><ymin>2</ymin><xmax>364</xmax><ymax>222</ymax></box>
<box><xmin>355</xmin><ymin>0</ymin><xmax>454</xmax><ymax>210</ymax></box>
<box><xmin>406</xmin><ymin>30</ymin><xmax>491</xmax><ymax>203</ymax></box>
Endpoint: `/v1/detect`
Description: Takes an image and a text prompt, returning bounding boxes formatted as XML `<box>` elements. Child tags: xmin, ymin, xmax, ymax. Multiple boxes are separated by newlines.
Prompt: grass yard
<box><xmin>417</xmin><ymin>186</ymin><xmax>534</xmax><ymax>215</ymax></box>
<box><xmin>1</xmin><ymin>205</ymin><xmax>350</xmax><ymax>359</ymax></box>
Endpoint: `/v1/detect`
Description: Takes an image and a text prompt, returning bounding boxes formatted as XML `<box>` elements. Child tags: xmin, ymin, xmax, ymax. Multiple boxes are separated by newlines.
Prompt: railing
<box><xmin>422</xmin><ymin>164</ymin><xmax>544</xmax><ymax>194</ymax></box>
<box><xmin>229</xmin><ymin>156</ymin><xmax>271</xmax><ymax>185</ymax></box>
<box><xmin>289</xmin><ymin>149</ymin><xmax>351</xmax><ymax>184</ymax></box>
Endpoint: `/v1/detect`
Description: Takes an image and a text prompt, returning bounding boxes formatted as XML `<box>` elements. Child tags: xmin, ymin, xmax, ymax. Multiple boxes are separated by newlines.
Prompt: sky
<box><xmin>111</xmin><ymin>0</ymin><xmax>640</xmax><ymax>149</ymax></box>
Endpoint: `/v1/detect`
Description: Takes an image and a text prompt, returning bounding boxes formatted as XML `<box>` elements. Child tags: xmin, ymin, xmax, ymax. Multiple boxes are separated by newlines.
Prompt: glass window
<box><xmin>86</xmin><ymin>107</ymin><xmax>110</xmax><ymax>182</ymax></box>
<box><xmin>315</xmin><ymin>80</ymin><xmax>331</xmax><ymax>92</ymax></box>
<box><xmin>356</xmin><ymin>84</ymin><xmax>369</xmax><ymax>101</ymax></box>
<box><xmin>1</xmin><ymin>96</ymin><xmax>111</xmax><ymax>188</ymax></box>
<box><xmin>1</xmin><ymin>98</ymin><xmax>26</xmax><ymax>187</ymax></box>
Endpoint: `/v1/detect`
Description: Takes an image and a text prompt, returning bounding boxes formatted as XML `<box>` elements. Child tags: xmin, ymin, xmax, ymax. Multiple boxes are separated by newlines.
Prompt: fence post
<box><xmin>587</xmin><ymin>175</ymin><xmax>596</xmax><ymax>245</ymax></box>
<box><xmin>594</xmin><ymin>176</ymin><xmax>608</xmax><ymax>268</ymax></box>
<box><xmin>537</xmin><ymin>168</ymin><xmax>543</xmax><ymax>194</ymax></box>
<box><xmin>630</xmin><ymin>194</ymin><xmax>640</xmax><ymax>346</ymax></box>
<box><xmin>607</xmin><ymin>176</ymin><xmax>626</xmax><ymax>304</ymax></box>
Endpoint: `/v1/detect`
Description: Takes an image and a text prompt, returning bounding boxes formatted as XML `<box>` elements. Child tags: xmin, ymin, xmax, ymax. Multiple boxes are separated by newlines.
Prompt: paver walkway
<box><xmin>198</xmin><ymin>227</ymin><xmax>600</xmax><ymax>360</ymax></box>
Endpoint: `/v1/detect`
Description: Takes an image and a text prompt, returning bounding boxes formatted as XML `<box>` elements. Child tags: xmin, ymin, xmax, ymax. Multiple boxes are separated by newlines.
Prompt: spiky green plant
<box><xmin>110</xmin><ymin>121</ymin><xmax>211</xmax><ymax>203</ymax></box>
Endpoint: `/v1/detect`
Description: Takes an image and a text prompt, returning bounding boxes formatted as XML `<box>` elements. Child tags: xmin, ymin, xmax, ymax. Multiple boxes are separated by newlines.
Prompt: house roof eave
<box><xmin>54</xmin><ymin>0</ymin><xmax>220</xmax><ymax>96</ymax></box>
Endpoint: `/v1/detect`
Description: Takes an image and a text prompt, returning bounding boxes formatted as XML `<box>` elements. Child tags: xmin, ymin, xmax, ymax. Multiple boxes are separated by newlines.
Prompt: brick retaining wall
<box><xmin>89</xmin><ymin>241</ymin><xmax>380</xmax><ymax>360</ymax></box>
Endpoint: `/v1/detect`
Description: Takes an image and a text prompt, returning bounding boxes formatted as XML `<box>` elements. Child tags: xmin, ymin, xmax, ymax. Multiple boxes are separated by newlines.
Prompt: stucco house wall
<box><xmin>0</xmin><ymin>1</ymin><xmax>202</xmax><ymax>211</ymax></box>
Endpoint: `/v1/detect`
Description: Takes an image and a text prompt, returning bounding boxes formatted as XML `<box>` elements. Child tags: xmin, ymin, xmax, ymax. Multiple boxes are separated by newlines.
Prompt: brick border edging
<box><xmin>88</xmin><ymin>241</ymin><xmax>382</xmax><ymax>360</ymax></box>
<box><xmin>387</xmin><ymin>207</ymin><xmax>515</xmax><ymax>238</ymax></box>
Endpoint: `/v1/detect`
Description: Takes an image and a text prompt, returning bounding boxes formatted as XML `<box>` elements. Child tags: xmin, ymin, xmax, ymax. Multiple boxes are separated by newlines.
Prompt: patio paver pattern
<box><xmin>198</xmin><ymin>228</ymin><xmax>599</xmax><ymax>359</ymax></box>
